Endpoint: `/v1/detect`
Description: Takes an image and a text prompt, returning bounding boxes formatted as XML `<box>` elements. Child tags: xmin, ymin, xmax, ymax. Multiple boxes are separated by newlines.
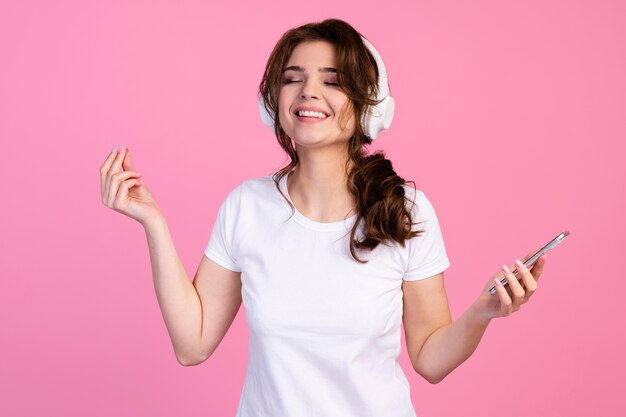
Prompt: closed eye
<box><xmin>282</xmin><ymin>80</ymin><xmax>339</xmax><ymax>86</ymax></box>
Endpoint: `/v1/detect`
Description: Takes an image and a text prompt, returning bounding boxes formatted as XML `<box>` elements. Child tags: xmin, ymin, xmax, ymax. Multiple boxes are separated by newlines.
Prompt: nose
<box><xmin>299</xmin><ymin>78</ymin><xmax>320</xmax><ymax>100</ymax></box>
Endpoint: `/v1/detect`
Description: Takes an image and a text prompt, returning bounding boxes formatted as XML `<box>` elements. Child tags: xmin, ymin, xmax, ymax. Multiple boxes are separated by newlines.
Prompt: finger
<box><xmin>122</xmin><ymin>147</ymin><xmax>136</xmax><ymax>171</ymax></box>
<box><xmin>113</xmin><ymin>178</ymin><xmax>143</xmax><ymax>207</ymax></box>
<box><xmin>501</xmin><ymin>263</ymin><xmax>526</xmax><ymax>308</ymax></box>
<box><xmin>519</xmin><ymin>247</ymin><xmax>539</xmax><ymax>272</ymax></box>
<box><xmin>529</xmin><ymin>253</ymin><xmax>547</xmax><ymax>282</ymax></box>
<box><xmin>514</xmin><ymin>258</ymin><xmax>537</xmax><ymax>302</ymax></box>
<box><xmin>109</xmin><ymin>145</ymin><xmax>127</xmax><ymax>175</ymax></box>
<box><xmin>492</xmin><ymin>277</ymin><xmax>513</xmax><ymax>316</ymax></box>
<box><xmin>522</xmin><ymin>247</ymin><xmax>541</xmax><ymax>263</ymax></box>
<box><xmin>106</xmin><ymin>170</ymin><xmax>143</xmax><ymax>207</ymax></box>
<box><xmin>108</xmin><ymin>172</ymin><xmax>143</xmax><ymax>209</ymax></box>
<box><xmin>102</xmin><ymin>146</ymin><xmax>123</xmax><ymax>202</ymax></box>
<box><xmin>100</xmin><ymin>146</ymin><xmax>120</xmax><ymax>197</ymax></box>
<box><xmin>104</xmin><ymin>146</ymin><xmax>129</xmax><ymax>201</ymax></box>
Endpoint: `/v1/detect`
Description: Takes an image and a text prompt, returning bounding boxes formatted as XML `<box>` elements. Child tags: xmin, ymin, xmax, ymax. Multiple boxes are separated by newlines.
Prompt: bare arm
<box><xmin>403</xmin><ymin>254</ymin><xmax>547</xmax><ymax>384</ymax></box>
<box><xmin>144</xmin><ymin>215</ymin><xmax>241</xmax><ymax>366</ymax></box>
<box><xmin>402</xmin><ymin>273</ymin><xmax>488</xmax><ymax>384</ymax></box>
<box><xmin>192</xmin><ymin>254</ymin><xmax>242</xmax><ymax>363</ymax></box>
<box><xmin>100</xmin><ymin>147</ymin><xmax>241</xmax><ymax>366</ymax></box>
<box><xmin>402</xmin><ymin>273</ymin><xmax>457</xmax><ymax>384</ymax></box>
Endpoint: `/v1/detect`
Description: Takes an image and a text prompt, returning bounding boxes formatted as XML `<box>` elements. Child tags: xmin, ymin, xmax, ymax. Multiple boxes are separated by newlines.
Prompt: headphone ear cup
<box><xmin>363</xmin><ymin>96</ymin><xmax>395</xmax><ymax>140</ymax></box>
<box><xmin>259</xmin><ymin>98</ymin><xmax>275</xmax><ymax>127</ymax></box>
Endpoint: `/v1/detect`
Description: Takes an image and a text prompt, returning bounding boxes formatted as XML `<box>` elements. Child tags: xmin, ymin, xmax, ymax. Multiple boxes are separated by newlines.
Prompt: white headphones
<box><xmin>258</xmin><ymin>36</ymin><xmax>395</xmax><ymax>140</ymax></box>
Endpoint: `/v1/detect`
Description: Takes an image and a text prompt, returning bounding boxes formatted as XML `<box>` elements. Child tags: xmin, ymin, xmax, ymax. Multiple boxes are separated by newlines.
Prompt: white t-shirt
<box><xmin>204</xmin><ymin>174</ymin><xmax>450</xmax><ymax>417</ymax></box>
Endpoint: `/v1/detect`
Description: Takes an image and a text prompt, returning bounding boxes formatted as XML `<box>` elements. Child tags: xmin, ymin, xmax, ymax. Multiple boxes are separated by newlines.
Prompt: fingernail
<box><xmin>111</xmin><ymin>145</ymin><xmax>119</xmax><ymax>154</ymax></box>
<box><xmin>502</xmin><ymin>264</ymin><xmax>511</xmax><ymax>274</ymax></box>
<box><xmin>494</xmin><ymin>278</ymin><xmax>502</xmax><ymax>287</ymax></box>
<box><xmin>120</xmin><ymin>145</ymin><xmax>126</xmax><ymax>152</ymax></box>
<box><xmin>515</xmin><ymin>259</ymin><xmax>524</xmax><ymax>269</ymax></box>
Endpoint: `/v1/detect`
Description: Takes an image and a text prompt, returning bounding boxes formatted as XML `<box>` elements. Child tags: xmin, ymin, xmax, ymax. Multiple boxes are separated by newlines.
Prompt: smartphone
<box><xmin>489</xmin><ymin>231</ymin><xmax>570</xmax><ymax>295</ymax></box>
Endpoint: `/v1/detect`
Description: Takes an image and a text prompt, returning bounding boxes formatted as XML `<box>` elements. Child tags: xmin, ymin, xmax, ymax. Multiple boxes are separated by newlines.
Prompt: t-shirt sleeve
<box><xmin>204</xmin><ymin>183</ymin><xmax>243</xmax><ymax>273</ymax></box>
<box><xmin>403</xmin><ymin>189</ymin><xmax>450</xmax><ymax>281</ymax></box>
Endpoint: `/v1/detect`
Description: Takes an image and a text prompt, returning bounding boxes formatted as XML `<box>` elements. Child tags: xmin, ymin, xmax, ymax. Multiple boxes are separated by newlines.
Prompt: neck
<box><xmin>287</xmin><ymin>144</ymin><xmax>356</xmax><ymax>223</ymax></box>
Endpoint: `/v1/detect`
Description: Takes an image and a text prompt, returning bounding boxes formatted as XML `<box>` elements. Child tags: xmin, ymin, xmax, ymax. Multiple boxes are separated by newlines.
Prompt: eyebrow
<box><xmin>281</xmin><ymin>66</ymin><xmax>337</xmax><ymax>73</ymax></box>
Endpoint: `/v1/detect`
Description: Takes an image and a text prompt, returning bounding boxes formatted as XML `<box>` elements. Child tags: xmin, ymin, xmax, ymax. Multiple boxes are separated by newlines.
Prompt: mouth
<box><xmin>293</xmin><ymin>108</ymin><xmax>330</xmax><ymax>123</ymax></box>
<box><xmin>294</xmin><ymin>109</ymin><xmax>329</xmax><ymax>118</ymax></box>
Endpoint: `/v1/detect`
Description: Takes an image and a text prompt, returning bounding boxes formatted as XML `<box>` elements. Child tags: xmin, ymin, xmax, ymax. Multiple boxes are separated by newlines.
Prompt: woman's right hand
<box><xmin>100</xmin><ymin>145</ymin><xmax>163</xmax><ymax>226</ymax></box>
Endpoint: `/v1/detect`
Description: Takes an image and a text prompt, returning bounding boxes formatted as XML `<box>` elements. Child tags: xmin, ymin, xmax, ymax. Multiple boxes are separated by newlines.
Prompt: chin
<box><xmin>295</xmin><ymin>137</ymin><xmax>352</xmax><ymax>151</ymax></box>
<box><xmin>285</xmin><ymin>129</ymin><xmax>326</xmax><ymax>144</ymax></box>
<box><xmin>292</xmin><ymin>137</ymin><xmax>329</xmax><ymax>149</ymax></box>
<box><xmin>283</xmin><ymin>126</ymin><xmax>352</xmax><ymax>149</ymax></box>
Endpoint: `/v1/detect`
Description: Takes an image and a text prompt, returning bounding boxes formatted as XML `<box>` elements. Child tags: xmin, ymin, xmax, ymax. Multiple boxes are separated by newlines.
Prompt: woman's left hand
<box><xmin>473</xmin><ymin>251</ymin><xmax>547</xmax><ymax>322</ymax></box>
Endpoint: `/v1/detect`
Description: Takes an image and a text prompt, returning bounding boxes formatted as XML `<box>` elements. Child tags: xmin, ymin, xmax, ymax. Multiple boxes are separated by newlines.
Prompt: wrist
<box><xmin>467</xmin><ymin>299</ymin><xmax>492</xmax><ymax>328</ymax></box>
<box><xmin>142</xmin><ymin>213</ymin><xmax>167</xmax><ymax>231</ymax></box>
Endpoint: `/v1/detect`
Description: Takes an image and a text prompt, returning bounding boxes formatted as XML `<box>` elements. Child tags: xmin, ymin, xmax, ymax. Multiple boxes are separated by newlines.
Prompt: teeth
<box><xmin>297</xmin><ymin>110</ymin><xmax>327</xmax><ymax>118</ymax></box>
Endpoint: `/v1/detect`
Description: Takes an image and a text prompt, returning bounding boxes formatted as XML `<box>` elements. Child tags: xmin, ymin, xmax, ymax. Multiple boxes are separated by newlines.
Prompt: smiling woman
<box><xmin>258</xmin><ymin>20</ymin><xmax>413</xmax><ymax>262</ymax></box>
<box><xmin>100</xmin><ymin>17</ymin><xmax>548</xmax><ymax>417</ymax></box>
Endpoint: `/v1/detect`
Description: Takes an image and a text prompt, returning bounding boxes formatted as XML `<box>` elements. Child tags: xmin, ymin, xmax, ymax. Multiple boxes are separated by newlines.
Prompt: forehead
<box><xmin>286</xmin><ymin>40</ymin><xmax>337</xmax><ymax>67</ymax></box>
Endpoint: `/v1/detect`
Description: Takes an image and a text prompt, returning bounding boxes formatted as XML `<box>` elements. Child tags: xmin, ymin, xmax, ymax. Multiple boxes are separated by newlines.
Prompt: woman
<box><xmin>100</xmin><ymin>18</ymin><xmax>546</xmax><ymax>417</ymax></box>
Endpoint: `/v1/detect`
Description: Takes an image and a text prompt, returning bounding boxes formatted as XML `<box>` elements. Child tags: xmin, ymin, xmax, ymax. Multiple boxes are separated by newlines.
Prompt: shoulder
<box><xmin>222</xmin><ymin>174</ymin><xmax>276</xmax><ymax>201</ymax></box>
<box><xmin>402</xmin><ymin>183</ymin><xmax>430</xmax><ymax>216</ymax></box>
<box><xmin>220</xmin><ymin>174</ymin><xmax>286</xmax><ymax>219</ymax></box>
<box><xmin>239</xmin><ymin>174</ymin><xmax>277</xmax><ymax>194</ymax></box>
<box><xmin>213</xmin><ymin>174</ymin><xmax>279</xmax><ymax>237</ymax></box>
<box><xmin>402</xmin><ymin>182</ymin><xmax>425</xmax><ymax>204</ymax></box>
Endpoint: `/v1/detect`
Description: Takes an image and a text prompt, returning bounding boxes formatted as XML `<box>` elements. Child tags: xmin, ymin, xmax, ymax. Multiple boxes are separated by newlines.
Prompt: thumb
<box><xmin>122</xmin><ymin>147</ymin><xmax>136</xmax><ymax>171</ymax></box>
<box><xmin>522</xmin><ymin>247</ymin><xmax>541</xmax><ymax>263</ymax></box>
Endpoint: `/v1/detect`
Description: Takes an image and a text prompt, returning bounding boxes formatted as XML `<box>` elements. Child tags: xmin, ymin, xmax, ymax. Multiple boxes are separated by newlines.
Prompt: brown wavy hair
<box><xmin>259</xmin><ymin>18</ymin><xmax>422</xmax><ymax>263</ymax></box>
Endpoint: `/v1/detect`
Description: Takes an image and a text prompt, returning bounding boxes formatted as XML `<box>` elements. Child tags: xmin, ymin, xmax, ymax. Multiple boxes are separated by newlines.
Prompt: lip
<box><xmin>292</xmin><ymin>105</ymin><xmax>331</xmax><ymax>124</ymax></box>
<box><xmin>293</xmin><ymin>106</ymin><xmax>331</xmax><ymax>117</ymax></box>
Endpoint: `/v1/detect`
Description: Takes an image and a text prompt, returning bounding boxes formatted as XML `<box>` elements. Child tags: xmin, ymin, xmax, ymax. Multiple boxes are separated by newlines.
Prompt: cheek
<box><xmin>276</xmin><ymin>90</ymin><xmax>293</xmax><ymax>132</ymax></box>
<box><xmin>278</xmin><ymin>86</ymin><xmax>294</xmax><ymax>107</ymax></box>
<box><xmin>336</xmin><ymin>101</ymin><xmax>356</xmax><ymax>131</ymax></box>
<box><xmin>277</xmin><ymin>91</ymin><xmax>285</xmax><ymax>113</ymax></box>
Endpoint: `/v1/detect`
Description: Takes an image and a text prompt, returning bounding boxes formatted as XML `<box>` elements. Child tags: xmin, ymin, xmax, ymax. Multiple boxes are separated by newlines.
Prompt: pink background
<box><xmin>1</xmin><ymin>1</ymin><xmax>624</xmax><ymax>416</ymax></box>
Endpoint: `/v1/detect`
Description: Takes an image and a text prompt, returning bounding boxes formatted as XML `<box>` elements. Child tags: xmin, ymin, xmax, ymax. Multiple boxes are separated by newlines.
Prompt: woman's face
<box><xmin>278</xmin><ymin>40</ymin><xmax>355</xmax><ymax>150</ymax></box>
